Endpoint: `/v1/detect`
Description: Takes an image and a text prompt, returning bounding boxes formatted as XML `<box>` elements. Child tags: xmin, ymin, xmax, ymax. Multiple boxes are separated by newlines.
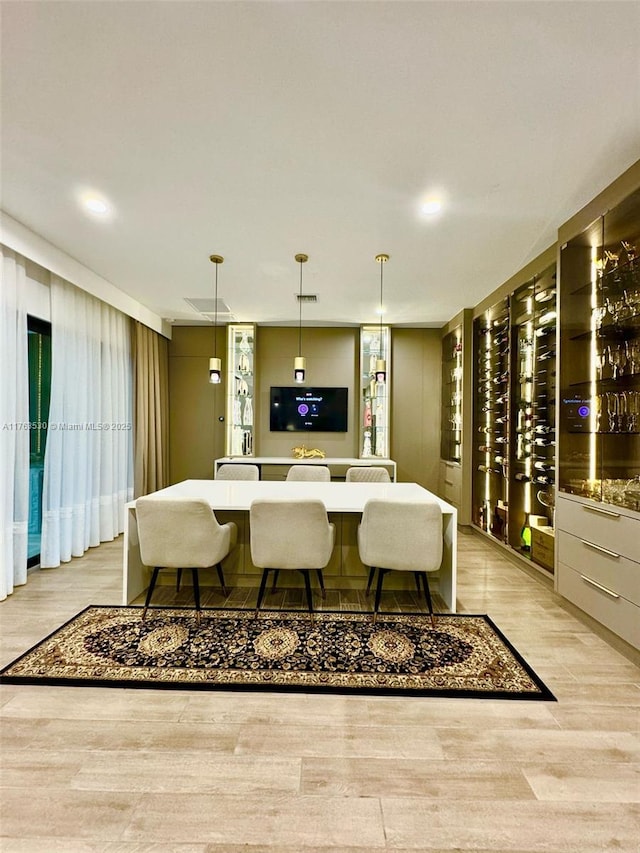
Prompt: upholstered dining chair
<box><xmin>357</xmin><ymin>498</ymin><xmax>443</xmax><ymax>626</ymax></box>
<box><xmin>285</xmin><ymin>465</ymin><xmax>331</xmax><ymax>482</ymax></box>
<box><xmin>135</xmin><ymin>496</ymin><xmax>237</xmax><ymax>619</ymax></box>
<box><xmin>345</xmin><ymin>466</ymin><xmax>391</xmax><ymax>483</ymax></box>
<box><xmin>249</xmin><ymin>498</ymin><xmax>335</xmax><ymax>617</ymax></box>
<box><xmin>216</xmin><ymin>463</ymin><xmax>260</xmax><ymax>480</ymax></box>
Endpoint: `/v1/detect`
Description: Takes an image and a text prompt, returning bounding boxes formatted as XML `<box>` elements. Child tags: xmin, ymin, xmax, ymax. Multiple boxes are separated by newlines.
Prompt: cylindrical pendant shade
<box><xmin>209</xmin><ymin>356</ymin><xmax>222</xmax><ymax>384</ymax></box>
<box><xmin>375</xmin><ymin>357</ymin><xmax>387</xmax><ymax>383</ymax></box>
<box><xmin>294</xmin><ymin>355</ymin><xmax>306</xmax><ymax>384</ymax></box>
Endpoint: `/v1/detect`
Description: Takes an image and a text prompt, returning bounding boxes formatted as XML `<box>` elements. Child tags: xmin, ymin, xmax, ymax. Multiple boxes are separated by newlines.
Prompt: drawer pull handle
<box><xmin>583</xmin><ymin>505</ymin><xmax>620</xmax><ymax>519</ymax></box>
<box><xmin>444</xmin><ymin>479</ymin><xmax>454</xmax><ymax>486</ymax></box>
<box><xmin>582</xmin><ymin>540</ymin><xmax>620</xmax><ymax>560</ymax></box>
<box><xmin>580</xmin><ymin>575</ymin><xmax>619</xmax><ymax>599</ymax></box>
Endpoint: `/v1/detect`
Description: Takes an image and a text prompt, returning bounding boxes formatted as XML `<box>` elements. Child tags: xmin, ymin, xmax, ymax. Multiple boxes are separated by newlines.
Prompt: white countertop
<box><xmin>134</xmin><ymin>479</ymin><xmax>454</xmax><ymax>515</ymax></box>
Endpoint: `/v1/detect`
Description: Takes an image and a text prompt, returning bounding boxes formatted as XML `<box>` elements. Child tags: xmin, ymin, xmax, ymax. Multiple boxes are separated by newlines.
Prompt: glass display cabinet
<box><xmin>558</xmin><ymin>188</ymin><xmax>640</xmax><ymax>509</ymax></box>
<box><xmin>225</xmin><ymin>324</ymin><xmax>256</xmax><ymax>456</ymax></box>
<box><xmin>441</xmin><ymin>326</ymin><xmax>463</xmax><ymax>464</ymax></box>
<box><xmin>359</xmin><ymin>325</ymin><xmax>390</xmax><ymax>458</ymax></box>
<box><xmin>471</xmin><ymin>253</ymin><xmax>557</xmax><ymax>574</ymax></box>
<box><xmin>472</xmin><ymin>297</ymin><xmax>510</xmax><ymax>542</ymax></box>
<box><xmin>508</xmin><ymin>266</ymin><xmax>557</xmax><ymax>571</ymax></box>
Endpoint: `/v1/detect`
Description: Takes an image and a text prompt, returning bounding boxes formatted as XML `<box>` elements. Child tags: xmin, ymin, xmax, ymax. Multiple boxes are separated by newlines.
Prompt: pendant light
<box><xmin>208</xmin><ymin>254</ymin><xmax>224</xmax><ymax>384</ymax></box>
<box><xmin>294</xmin><ymin>253</ymin><xmax>308</xmax><ymax>384</ymax></box>
<box><xmin>375</xmin><ymin>253</ymin><xmax>389</xmax><ymax>383</ymax></box>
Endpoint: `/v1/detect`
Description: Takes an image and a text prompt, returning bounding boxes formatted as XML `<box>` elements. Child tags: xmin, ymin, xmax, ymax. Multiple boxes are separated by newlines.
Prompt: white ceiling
<box><xmin>2</xmin><ymin>1</ymin><xmax>639</xmax><ymax>329</ymax></box>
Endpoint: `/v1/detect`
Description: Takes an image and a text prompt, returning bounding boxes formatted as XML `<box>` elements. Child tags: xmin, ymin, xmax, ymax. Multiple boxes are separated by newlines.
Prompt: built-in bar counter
<box><xmin>214</xmin><ymin>456</ymin><xmax>397</xmax><ymax>481</ymax></box>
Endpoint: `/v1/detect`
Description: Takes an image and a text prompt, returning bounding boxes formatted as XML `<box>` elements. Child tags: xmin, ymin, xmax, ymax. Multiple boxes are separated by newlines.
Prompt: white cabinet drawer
<box><xmin>439</xmin><ymin>461</ymin><xmax>461</xmax><ymax>507</ymax></box>
<box><xmin>557</xmin><ymin>561</ymin><xmax>640</xmax><ymax>650</ymax></box>
<box><xmin>556</xmin><ymin>497</ymin><xmax>640</xmax><ymax>563</ymax></box>
<box><xmin>557</xmin><ymin>531</ymin><xmax>640</xmax><ymax>604</ymax></box>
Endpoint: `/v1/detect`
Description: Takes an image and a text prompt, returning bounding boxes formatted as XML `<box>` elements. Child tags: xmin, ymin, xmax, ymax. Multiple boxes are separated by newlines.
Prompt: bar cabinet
<box><xmin>556</xmin><ymin>168</ymin><xmax>640</xmax><ymax>650</ymax></box>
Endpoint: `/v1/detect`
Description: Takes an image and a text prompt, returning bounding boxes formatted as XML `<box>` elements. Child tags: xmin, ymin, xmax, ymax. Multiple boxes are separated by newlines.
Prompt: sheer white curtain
<box><xmin>0</xmin><ymin>246</ymin><xmax>29</xmax><ymax>599</ymax></box>
<box><xmin>41</xmin><ymin>275</ymin><xmax>133</xmax><ymax>567</ymax></box>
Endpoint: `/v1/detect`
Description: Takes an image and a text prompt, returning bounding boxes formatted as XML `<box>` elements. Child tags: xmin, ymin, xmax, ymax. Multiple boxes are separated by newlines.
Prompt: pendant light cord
<box><xmin>379</xmin><ymin>259</ymin><xmax>384</xmax><ymax>343</ymax></box>
<box><xmin>298</xmin><ymin>258</ymin><xmax>303</xmax><ymax>357</ymax></box>
<box><xmin>214</xmin><ymin>261</ymin><xmax>219</xmax><ymax>359</ymax></box>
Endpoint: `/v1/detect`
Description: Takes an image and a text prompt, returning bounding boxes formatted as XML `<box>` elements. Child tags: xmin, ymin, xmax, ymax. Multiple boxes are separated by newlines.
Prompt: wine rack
<box><xmin>473</xmin><ymin>297</ymin><xmax>510</xmax><ymax>542</ymax></box>
<box><xmin>472</xmin><ymin>252</ymin><xmax>558</xmax><ymax>574</ymax></box>
<box><xmin>508</xmin><ymin>266</ymin><xmax>557</xmax><ymax>569</ymax></box>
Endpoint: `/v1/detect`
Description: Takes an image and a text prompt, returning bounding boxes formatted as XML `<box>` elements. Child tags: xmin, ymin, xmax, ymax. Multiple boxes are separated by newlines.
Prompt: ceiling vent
<box><xmin>296</xmin><ymin>293</ymin><xmax>318</xmax><ymax>303</ymax></box>
<box><xmin>184</xmin><ymin>297</ymin><xmax>234</xmax><ymax>318</ymax></box>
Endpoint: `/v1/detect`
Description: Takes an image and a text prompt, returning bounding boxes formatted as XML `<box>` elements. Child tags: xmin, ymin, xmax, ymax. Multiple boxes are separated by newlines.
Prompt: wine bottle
<box><xmin>535</xmin><ymin>325</ymin><xmax>555</xmax><ymax>338</ymax></box>
<box><xmin>534</xmin><ymin>424</ymin><xmax>554</xmax><ymax>434</ymax></box>
<box><xmin>533</xmin><ymin>474</ymin><xmax>554</xmax><ymax>485</ymax></box>
<box><xmin>534</xmin><ymin>460</ymin><xmax>553</xmax><ymax>471</ymax></box>
<box><xmin>477</xmin><ymin>444</ymin><xmax>492</xmax><ymax>453</ymax></box>
<box><xmin>514</xmin><ymin>472</ymin><xmax>530</xmax><ymax>482</ymax></box>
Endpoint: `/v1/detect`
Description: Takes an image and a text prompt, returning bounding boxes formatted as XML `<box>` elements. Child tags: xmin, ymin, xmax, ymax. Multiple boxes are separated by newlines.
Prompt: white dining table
<box><xmin>123</xmin><ymin>479</ymin><xmax>458</xmax><ymax>610</ymax></box>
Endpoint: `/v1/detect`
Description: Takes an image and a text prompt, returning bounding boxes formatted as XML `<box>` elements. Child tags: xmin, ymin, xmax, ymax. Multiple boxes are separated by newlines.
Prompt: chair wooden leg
<box><xmin>176</xmin><ymin>568</ymin><xmax>183</xmax><ymax>592</ymax></box>
<box><xmin>421</xmin><ymin>571</ymin><xmax>436</xmax><ymax>628</ymax></box>
<box><xmin>300</xmin><ymin>569</ymin><xmax>314</xmax><ymax>615</ymax></box>
<box><xmin>142</xmin><ymin>567</ymin><xmax>161</xmax><ymax>619</ymax></box>
<box><xmin>316</xmin><ymin>569</ymin><xmax>326</xmax><ymax>599</ymax></box>
<box><xmin>271</xmin><ymin>569</ymin><xmax>280</xmax><ymax>593</ymax></box>
<box><xmin>414</xmin><ymin>571</ymin><xmax>421</xmax><ymax>592</ymax></box>
<box><xmin>373</xmin><ymin>567</ymin><xmax>389</xmax><ymax>621</ymax></box>
<box><xmin>191</xmin><ymin>568</ymin><xmax>201</xmax><ymax>621</ymax></box>
<box><xmin>365</xmin><ymin>566</ymin><xmax>376</xmax><ymax>595</ymax></box>
<box><xmin>216</xmin><ymin>563</ymin><xmax>228</xmax><ymax>598</ymax></box>
<box><xmin>255</xmin><ymin>569</ymin><xmax>270</xmax><ymax>616</ymax></box>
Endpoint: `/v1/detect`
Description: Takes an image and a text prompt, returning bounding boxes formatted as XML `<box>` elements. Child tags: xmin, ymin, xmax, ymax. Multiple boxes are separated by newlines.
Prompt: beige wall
<box><xmin>168</xmin><ymin>325</ymin><xmax>442</xmax><ymax>487</ymax></box>
<box><xmin>256</xmin><ymin>327</ymin><xmax>359</xmax><ymax>458</ymax></box>
<box><xmin>168</xmin><ymin>326</ymin><xmax>226</xmax><ymax>483</ymax></box>
<box><xmin>391</xmin><ymin>328</ymin><xmax>442</xmax><ymax>492</ymax></box>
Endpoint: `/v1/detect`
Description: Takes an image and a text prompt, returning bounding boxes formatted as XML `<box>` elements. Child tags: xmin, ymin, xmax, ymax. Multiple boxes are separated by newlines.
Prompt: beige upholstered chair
<box><xmin>136</xmin><ymin>496</ymin><xmax>237</xmax><ymax>618</ymax></box>
<box><xmin>285</xmin><ymin>465</ymin><xmax>331</xmax><ymax>482</ymax></box>
<box><xmin>345</xmin><ymin>466</ymin><xmax>391</xmax><ymax>483</ymax></box>
<box><xmin>357</xmin><ymin>498</ymin><xmax>443</xmax><ymax>625</ymax></box>
<box><xmin>216</xmin><ymin>463</ymin><xmax>260</xmax><ymax>480</ymax></box>
<box><xmin>250</xmin><ymin>499</ymin><xmax>335</xmax><ymax>616</ymax></box>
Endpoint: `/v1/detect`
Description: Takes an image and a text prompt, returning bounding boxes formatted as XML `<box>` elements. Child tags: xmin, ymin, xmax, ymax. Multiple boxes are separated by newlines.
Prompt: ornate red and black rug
<box><xmin>0</xmin><ymin>606</ymin><xmax>555</xmax><ymax>700</ymax></box>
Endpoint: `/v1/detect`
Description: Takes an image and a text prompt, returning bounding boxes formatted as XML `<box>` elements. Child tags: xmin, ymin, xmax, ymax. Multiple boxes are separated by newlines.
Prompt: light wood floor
<box><xmin>1</xmin><ymin>529</ymin><xmax>638</xmax><ymax>852</ymax></box>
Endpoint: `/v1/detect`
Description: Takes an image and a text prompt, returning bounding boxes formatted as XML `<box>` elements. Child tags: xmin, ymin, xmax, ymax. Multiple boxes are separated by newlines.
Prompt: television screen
<box><xmin>270</xmin><ymin>387</ymin><xmax>348</xmax><ymax>432</ymax></box>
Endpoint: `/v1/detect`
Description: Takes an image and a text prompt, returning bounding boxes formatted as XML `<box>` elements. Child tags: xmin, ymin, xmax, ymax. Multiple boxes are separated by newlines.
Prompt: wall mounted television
<box><xmin>270</xmin><ymin>387</ymin><xmax>348</xmax><ymax>432</ymax></box>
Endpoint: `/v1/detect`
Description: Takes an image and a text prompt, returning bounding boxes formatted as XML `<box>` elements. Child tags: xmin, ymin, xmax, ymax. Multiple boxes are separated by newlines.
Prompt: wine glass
<box><xmin>608</xmin><ymin>345</ymin><xmax>627</xmax><ymax>379</ymax></box>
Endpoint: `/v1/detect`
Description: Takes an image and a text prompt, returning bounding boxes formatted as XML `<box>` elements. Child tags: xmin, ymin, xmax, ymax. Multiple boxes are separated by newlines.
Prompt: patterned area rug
<box><xmin>0</xmin><ymin>606</ymin><xmax>555</xmax><ymax>700</ymax></box>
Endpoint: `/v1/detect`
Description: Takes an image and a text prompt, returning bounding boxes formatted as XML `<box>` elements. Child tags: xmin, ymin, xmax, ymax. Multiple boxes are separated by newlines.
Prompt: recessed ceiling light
<box><xmin>375</xmin><ymin>306</ymin><xmax>386</xmax><ymax>316</ymax></box>
<box><xmin>421</xmin><ymin>198</ymin><xmax>442</xmax><ymax>215</ymax></box>
<box><xmin>85</xmin><ymin>198</ymin><xmax>108</xmax><ymax>215</ymax></box>
<box><xmin>78</xmin><ymin>191</ymin><xmax>112</xmax><ymax>218</ymax></box>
